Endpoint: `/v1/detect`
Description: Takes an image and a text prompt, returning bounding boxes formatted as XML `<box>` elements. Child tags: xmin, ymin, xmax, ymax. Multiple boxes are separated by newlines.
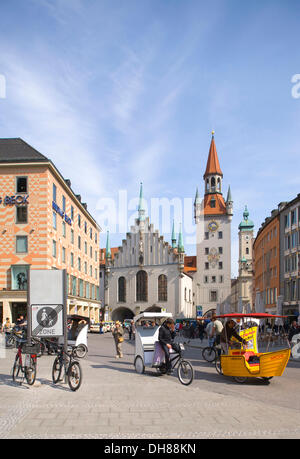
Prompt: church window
<box><xmin>158</xmin><ymin>274</ymin><xmax>167</xmax><ymax>302</ymax></box>
<box><xmin>118</xmin><ymin>277</ymin><xmax>126</xmax><ymax>303</ymax></box>
<box><xmin>218</xmin><ymin>231</ymin><xmax>223</xmax><ymax>239</ymax></box>
<box><xmin>184</xmin><ymin>288</ymin><xmax>187</xmax><ymax>301</ymax></box>
<box><xmin>217</xmin><ymin>178</ymin><xmax>221</xmax><ymax>191</ymax></box>
<box><xmin>136</xmin><ymin>270</ymin><xmax>148</xmax><ymax>302</ymax></box>
<box><xmin>246</xmin><ymin>248</ymin><xmax>249</xmax><ymax>255</ymax></box>
<box><xmin>210</xmin><ymin>197</ymin><xmax>216</xmax><ymax>208</ymax></box>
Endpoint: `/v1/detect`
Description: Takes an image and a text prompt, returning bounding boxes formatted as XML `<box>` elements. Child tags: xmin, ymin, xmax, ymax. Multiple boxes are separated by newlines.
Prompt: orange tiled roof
<box><xmin>100</xmin><ymin>247</ymin><xmax>119</xmax><ymax>265</ymax></box>
<box><xmin>204</xmin><ymin>136</ymin><xmax>223</xmax><ymax>178</ymax></box>
<box><xmin>184</xmin><ymin>256</ymin><xmax>197</xmax><ymax>273</ymax></box>
<box><xmin>203</xmin><ymin>194</ymin><xmax>227</xmax><ymax>216</ymax></box>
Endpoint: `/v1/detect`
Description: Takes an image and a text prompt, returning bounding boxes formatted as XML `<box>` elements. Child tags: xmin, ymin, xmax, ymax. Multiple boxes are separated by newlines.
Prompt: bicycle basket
<box><xmin>21</xmin><ymin>343</ymin><xmax>41</xmax><ymax>355</ymax></box>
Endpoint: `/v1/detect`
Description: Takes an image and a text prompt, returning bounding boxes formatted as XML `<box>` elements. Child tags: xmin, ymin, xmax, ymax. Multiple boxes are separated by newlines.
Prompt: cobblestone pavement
<box><xmin>0</xmin><ymin>333</ymin><xmax>300</xmax><ymax>439</ymax></box>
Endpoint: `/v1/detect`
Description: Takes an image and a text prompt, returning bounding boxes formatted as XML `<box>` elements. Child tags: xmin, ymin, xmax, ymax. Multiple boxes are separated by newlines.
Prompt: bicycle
<box><xmin>202</xmin><ymin>339</ymin><xmax>221</xmax><ymax>362</ymax></box>
<box><xmin>12</xmin><ymin>334</ymin><xmax>41</xmax><ymax>386</ymax></box>
<box><xmin>155</xmin><ymin>343</ymin><xmax>194</xmax><ymax>386</ymax></box>
<box><xmin>52</xmin><ymin>344</ymin><xmax>82</xmax><ymax>391</ymax></box>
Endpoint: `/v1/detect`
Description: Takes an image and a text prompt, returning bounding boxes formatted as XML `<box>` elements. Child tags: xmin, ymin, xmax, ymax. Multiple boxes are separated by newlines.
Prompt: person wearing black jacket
<box><xmin>158</xmin><ymin>318</ymin><xmax>180</xmax><ymax>374</ymax></box>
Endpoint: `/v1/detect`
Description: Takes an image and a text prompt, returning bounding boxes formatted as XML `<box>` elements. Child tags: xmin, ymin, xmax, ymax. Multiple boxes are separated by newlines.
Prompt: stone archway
<box><xmin>111</xmin><ymin>307</ymin><xmax>134</xmax><ymax>322</ymax></box>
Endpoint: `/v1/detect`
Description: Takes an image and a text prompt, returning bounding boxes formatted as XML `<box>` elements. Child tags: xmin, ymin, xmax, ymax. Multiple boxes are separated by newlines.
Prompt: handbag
<box><xmin>118</xmin><ymin>336</ymin><xmax>124</xmax><ymax>343</ymax></box>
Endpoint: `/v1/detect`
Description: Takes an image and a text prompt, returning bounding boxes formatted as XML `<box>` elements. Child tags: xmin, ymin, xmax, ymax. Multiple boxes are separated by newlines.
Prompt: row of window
<box><xmin>204</xmin><ymin>275</ymin><xmax>224</xmax><ymax>284</ymax></box>
<box><xmin>204</xmin><ymin>231</ymin><xmax>223</xmax><ymax>240</ymax></box>
<box><xmin>118</xmin><ymin>272</ymin><xmax>168</xmax><ymax>303</ymax></box>
<box><xmin>284</xmin><ymin>254</ymin><xmax>300</xmax><ymax>273</ymax></box>
<box><xmin>67</xmin><ymin>274</ymin><xmax>99</xmax><ymax>301</ymax></box>
<box><xmin>53</xmin><ymin>183</ymin><xmax>97</xmax><ymax>244</ymax></box>
<box><xmin>52</xmin><ymin>240</ymin><xmax>98</xmax><ymax>279</ymax></box>
<box><xmin>205</xmin><ymin>262</ymin><xmax>223</xmax><ymax>270</ymax></box>
<box><xmin>284</xmin><ymin>231</ymin><xmax>300</xmax><ymax>250</ymax></box>
<box><xmin>53</xmin><ymin>215</ymin><xmax>98</xmax><ymax>261</ymax></box>
<box><xmin>284</xmin><ymin>279</ymin><xmax>300</xmax><ymax>302</ymax></box>
<box><xmin>284</xmin><ymin>207</ymin><xmax>300</xmax><ymax>228</ymax></box>
<box><xmin>204</xmin><ymin>247</ymin><xmax>223</xmax><ymax>255</ymax></box>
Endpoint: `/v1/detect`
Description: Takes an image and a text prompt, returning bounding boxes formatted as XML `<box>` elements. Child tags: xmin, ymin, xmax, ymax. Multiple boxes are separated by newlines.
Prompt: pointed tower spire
<box><xmin>105</xmin><ymin>230</ymin><xmax>111</xmax><ymax>260</ymax></box>
<box><xmin>226</xmin><ymin>185</ymin><xmax>233</xmax><ymax>203</ymax></box>
<box><xmin>177</xmin><ymin>223</ymin><xmax>184</xmax><ymax>253</ymax></box>
<box><xmin>194</xmin><ymin>187</ymin><xmax>200</xmax><ymax>205</ymax></box>
<box><xmin>203</xmin><ymin>131</ymin><xmax>223</xmax><ymax>179</ymax></box>
<box><xmin>138</xmin><ymin>182</ymin><xmax>145</xmax><ymax>222</ymax></box>
<box><xmin>171</xmin><ymin>220</ymin><xmax>176</xmax><ymax>249</ymax></box>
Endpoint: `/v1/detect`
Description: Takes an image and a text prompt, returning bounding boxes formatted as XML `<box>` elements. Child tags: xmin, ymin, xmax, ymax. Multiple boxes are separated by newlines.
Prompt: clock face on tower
<box><xmin>208</xmin><ymin>220</ymin><xmax>219</xmax><ymax>232</ymax></box>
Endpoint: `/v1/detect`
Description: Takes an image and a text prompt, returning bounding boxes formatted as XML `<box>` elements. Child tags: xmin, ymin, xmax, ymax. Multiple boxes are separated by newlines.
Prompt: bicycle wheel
<box><xmin>25</xmin><ymin>357</ymin><xmax>37</xmax><ymax>386</ymax></box>
<box><xmin>52</xmin><ymin>356</ymin><xmax>63</xmax><ymax>384</ymax></box>
<box><xmin>6</xmin><ymin>335</ymin><xmax>16</xmax><ymax>348</ymax></box>
<box><xmin>202</xmin><ymin>347</ymin><xmax>217</xmax><ymax>362</ymax></box>
<box><xmin>177</xmin><ymin>359</ymin><xmax>194</xmax><ymax>386</ymax></box>
<box><xmin>12</xmin><ymin>356</ymin><xmax>22</xmax><ymax>383</ymax></box>
<box><xmin>68</xmin><ymin>361</ymin><xmax>82</xmax><ymax>391</ymax></box>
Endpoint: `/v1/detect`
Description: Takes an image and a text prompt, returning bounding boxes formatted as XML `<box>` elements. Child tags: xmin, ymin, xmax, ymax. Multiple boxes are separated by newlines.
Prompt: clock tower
<box><xmin>194</xmin><ymin>132</ymin><xmax>233</xmax><ymax>315</ymax></box>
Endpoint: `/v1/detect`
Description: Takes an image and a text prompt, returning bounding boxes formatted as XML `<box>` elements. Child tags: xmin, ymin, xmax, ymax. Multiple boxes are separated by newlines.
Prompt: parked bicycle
<box><xmin>12</xmin><ymin>333</ymin><xmax>41</xmax><ymax>386</ymax></box>
<box><xmin>52</xmin><ymin>344</ymin><xmax>82</xmax><ymax>391</ymax></box>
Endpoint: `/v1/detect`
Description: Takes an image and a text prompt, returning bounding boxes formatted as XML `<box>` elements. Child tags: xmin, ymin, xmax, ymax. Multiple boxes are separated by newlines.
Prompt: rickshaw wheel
<box><xmin>75</xmin><ymin>344</ymin><xmax>88</xmax><ymax>359</ymax></box>
<box><xmin>234</xmin><ymin>377</ymin><xmax>247</xmax><ymax>384</ymax></box>
<box><xmin>134</xmin><ymin>356</ymin><xmax>145</xmax><ymax>374</ymax></box>
<box><xmin>262</xmin><ymin>377</ymin><xmax>273</xmax><ymax>383</ymax></box>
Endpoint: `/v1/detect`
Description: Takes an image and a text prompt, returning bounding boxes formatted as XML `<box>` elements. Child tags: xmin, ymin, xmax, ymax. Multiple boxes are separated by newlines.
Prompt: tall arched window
<box><xmin>158</xmin><ymin>274</ymin><xmax>167</xmax><ymax>302</ymax></box>
<box><xmin>136</xmin><ymin>270</ymin><xmax>148</xmax><ymax>302</ymax></box>
<box><xmin>118</xmin><ymin>276</ymin><xmax>126</xmax><ymax>303</ymax></box>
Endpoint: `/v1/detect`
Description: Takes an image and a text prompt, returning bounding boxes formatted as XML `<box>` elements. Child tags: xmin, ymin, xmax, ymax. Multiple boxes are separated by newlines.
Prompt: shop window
<box><xmin>11</xmin><ymin>265</ymin><xmax>29</xmax><ymax>290</ymax></box>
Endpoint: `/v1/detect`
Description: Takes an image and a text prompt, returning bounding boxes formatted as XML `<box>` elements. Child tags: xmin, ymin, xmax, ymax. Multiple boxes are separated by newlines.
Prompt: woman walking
<box><xmin>112</xmin><ymin>321</ymin><xmax>124</xmax><ymax>358</ymax></box>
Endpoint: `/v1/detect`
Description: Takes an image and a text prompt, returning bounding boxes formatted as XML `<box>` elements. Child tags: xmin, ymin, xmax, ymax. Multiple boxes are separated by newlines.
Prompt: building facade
<box><xmin>0</xmin><ymin>138</ymin><xmax>101</xmax><ymax>325</ymax></box>
<box><xmin>237</xmin><ymin>206</ymin><xmax>254</xmax><ymax>311</ymax></box>
<box><xmin>253</xmin><ymin>209</ymin><xmax>280</xmax><ymax>314</ymax></box>
<box><xmin>279</xmin><ymin>195</ymin><xmax>300</xmax><ymax>318</ymax></box>
<box><xmin>102</xmin><ymin>184</ymin><xmax>194</xmax><ymax>322</ymax></box>
<box><xmin>194</xmin><ymin>133</ymin><xmax>233</xmax><ymax>315</ymax></box>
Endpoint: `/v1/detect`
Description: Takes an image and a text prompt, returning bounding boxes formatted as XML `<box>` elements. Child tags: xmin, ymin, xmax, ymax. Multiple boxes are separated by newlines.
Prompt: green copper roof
<box><xmin>106</xmin><ymin>230</ymin><xmax>111</xmax><ymax>259</ymax></box>
<box><xmin>171</xmin><ymin>220</ymin><xmax>176</xmax><ymax>248</ymax></box>
<box><xmin>226</xmin><ymin>185</ymin><xmax>233</xmax><ymax>203</ymax></box>
<box><xmin>138</xmin><ymin>182</ymin><xmax>145</xmax><ymax>222</ymax></box>
<box><xmin>178</xmin><ymin>223</ymin><xmax>184</xmax><ymax>253</ymax></box>
<box><xmin>239</xmin><ymin>205</ymin><xmax>254</xmax><ymax>231</ymax></box>
<box><xmin>194</xmin><ymin>187</ymin><xmax>201</xmax><ymax>205</ymax></box>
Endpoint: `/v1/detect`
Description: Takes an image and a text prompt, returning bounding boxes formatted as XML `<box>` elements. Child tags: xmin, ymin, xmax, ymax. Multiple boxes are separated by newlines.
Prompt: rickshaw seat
<box><xmin>244</xmin><ymin>351</ymin><xmax>260</xmax><ymax>367</ymax></box>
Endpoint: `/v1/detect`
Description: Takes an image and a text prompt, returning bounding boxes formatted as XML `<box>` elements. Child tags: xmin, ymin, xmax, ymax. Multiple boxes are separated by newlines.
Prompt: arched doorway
<box><xmin>111</xmin><ymin>307</ymin><xmax>134</xmax><ymax>322</ymax></box>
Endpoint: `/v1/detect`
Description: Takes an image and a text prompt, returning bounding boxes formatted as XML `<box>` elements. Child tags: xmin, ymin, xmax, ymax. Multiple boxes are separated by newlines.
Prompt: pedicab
<box><xmin>133</xmin><ymin>312</ymin><xmax>194</xmax><ymax>385</ymax></box>
<box><xmin>214</xmin><ymin>313</ymin><xmax>291</xmax><ymax>384</ymax></box>
<box><xmin>58</xmin><ymin>315</ymin><xmax>90</xmax><ymax>358</ymax></box>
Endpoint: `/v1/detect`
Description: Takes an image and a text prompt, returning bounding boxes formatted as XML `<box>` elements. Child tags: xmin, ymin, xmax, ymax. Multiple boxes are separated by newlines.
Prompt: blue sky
<box><xmin>1</xmin><ymin>0</ymin><xmax>300</xmax><ymax>276</ymax></box>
